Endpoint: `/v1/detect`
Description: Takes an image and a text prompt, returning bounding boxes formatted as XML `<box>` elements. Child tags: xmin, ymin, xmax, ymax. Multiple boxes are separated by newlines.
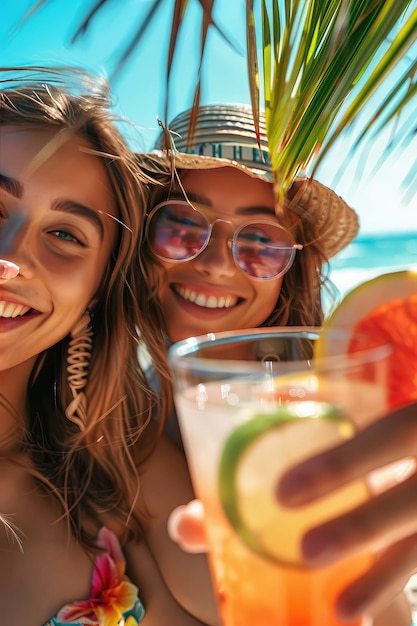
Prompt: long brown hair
<box><xmin>0</xmin><ymin>67</ymin><xmax>173</xmax><ymax>549</ymax></box>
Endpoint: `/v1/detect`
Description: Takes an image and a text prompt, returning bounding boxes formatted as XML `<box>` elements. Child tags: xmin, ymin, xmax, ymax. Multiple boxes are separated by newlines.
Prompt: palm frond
<box><xmin>310</xmin><ymin>3</ymin><xmax>417</xmax><ymax>174</ymax></box>
<box><xmin>355</xmin><ymin>67</ymin><xmax>417</xmax><ymax>148</ymax></box>
<box><xmin>258</xmin><ymin>0</ymin><xmax>416</xmax><ymax>198</ymax></box>
<box><xmin>107</xmin><ymin>0</ymin><xmax>165</xmax><ymax>83</ymax></box>
<box><xmin>21</xmin><ymin>0</ymin><xmax>238</xmax><ymax>128</ymax></box>
<box><xmin>9</xmin><ymin>0</ymin><xmax>49</xmax><ymax>34</ymax></box>
<box><xmin>22</xmin><ymin>0</ymin><xmax>416</xmax><ymax>200</ymax></box>
<box><xmin>71</xmin><ymin>0</ymin><xmax>109</xmax><ymax>42</ymax></box>
<box><xmin>166</xmin><ymin>1</ymin><xmax>190</xmax><ymax>106</ymax></box>
<box><xmin>246</xmin><ymin>0</ymin><xmax>261</xmax><ymax>147</ymax></box>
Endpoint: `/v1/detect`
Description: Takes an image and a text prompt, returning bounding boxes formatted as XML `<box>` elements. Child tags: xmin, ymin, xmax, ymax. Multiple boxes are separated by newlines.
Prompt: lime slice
<box><xmin>219</xmin><ymin>401</ymin><xmax>368</xmax><ymax>566</ymax></box>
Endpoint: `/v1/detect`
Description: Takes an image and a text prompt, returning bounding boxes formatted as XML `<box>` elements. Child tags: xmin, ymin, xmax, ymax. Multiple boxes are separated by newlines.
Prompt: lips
<box><xmin>173</xmin><ymin>284</ymin><xmax>241</xmax><ymax>309</ymax></box>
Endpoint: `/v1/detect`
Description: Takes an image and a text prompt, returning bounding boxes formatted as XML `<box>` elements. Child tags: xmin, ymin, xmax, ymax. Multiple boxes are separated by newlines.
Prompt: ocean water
<box><xmin>327</xmin><ymin>230</ymin><xmax>417</xmax><ymax>303</ymax></box>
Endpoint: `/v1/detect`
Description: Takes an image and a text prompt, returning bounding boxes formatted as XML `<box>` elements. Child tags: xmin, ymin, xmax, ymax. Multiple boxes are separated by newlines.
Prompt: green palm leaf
<box><xmin>257</xmin><ymin>0</ymin><xmax>416</xmax><ymax>197</ymax></box>
<box><xmin>22</xmin><ymin>0</ymin><xmax>416</xmax><ymax>198</ymax></box>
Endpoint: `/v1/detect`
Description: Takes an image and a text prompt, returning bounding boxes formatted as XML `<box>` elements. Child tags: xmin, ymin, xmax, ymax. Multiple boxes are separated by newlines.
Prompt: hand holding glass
<box><xmin>168</xmin><ymin>328</ymin><xmax>391</xmax><ymax>626</ymax></box>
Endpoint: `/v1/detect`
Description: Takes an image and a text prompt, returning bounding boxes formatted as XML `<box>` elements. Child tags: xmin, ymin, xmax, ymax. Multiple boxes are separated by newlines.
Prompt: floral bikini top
<box><xmin>44</xmin><ymin>527</ymin><xmax>145</xmax><ymax>626</ymax></box>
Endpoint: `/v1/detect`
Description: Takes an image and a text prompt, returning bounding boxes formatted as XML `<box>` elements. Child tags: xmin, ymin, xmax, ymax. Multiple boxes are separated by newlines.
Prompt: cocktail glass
<box><xmin>168</xmin><ymin>327</ymin><xmax>392</xmax><ymax>626</ymax></box>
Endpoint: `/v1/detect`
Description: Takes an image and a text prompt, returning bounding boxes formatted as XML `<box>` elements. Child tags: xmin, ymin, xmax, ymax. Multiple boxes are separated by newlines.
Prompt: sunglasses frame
<box><xmin>145</xmin><ymin>200</ymin><xmax>303</xmax><ymax>280</ymax></box>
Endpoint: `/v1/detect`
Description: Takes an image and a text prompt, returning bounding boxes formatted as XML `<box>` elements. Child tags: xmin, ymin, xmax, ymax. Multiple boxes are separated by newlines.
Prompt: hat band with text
<box><xmin>181</xmin><ymin>142</ymin><xmax>271</xmax><ymax>168</ymax></box>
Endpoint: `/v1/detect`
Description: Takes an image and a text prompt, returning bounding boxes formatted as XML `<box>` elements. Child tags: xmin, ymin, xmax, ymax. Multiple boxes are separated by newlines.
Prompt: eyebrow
<box><xmin>168</xmin><ymin>189</ymin><xmax>276</xmax><ymax>218</ymax></box>
<box><xmin>0</xmin><ymin>172</ymin><xmax>104</xmax><ymax>238</ymax></box>
<box><xmin>51</xmin><ymin>200</ymin><xmax>104</xmax><ymax>239</ymax></box>
<box><xmin>0</xmin><ymin>173</ymin><xmax>23</xmax><ymax>198</ymax></box>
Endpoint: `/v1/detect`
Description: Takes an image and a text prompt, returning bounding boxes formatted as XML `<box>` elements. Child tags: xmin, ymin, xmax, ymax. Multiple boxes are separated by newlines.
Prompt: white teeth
<box><xmin>206</xmin><ymin>296</ymin><xmax>218</xmax><ymax>308</ymax></box>
<box><xmin>0</xmin><ymin>301</ymin><xmax>31</xmax><ymax>318</ymax></box>
<box><xmin>176</xmin><ymin>287</ymin><xmax>238</xmax><ymax>309</ymax></box>
<box><xmin>195</xmin><ymin>294</ymin><xmax>208</xmax><ymax>307</ymax></box>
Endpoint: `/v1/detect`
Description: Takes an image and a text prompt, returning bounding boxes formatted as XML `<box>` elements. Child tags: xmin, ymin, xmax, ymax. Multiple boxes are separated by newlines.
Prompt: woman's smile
<box><xmin>172</xmin><ymin>283</ymin><xmax>241</xmax><ymax>309</ymax></box>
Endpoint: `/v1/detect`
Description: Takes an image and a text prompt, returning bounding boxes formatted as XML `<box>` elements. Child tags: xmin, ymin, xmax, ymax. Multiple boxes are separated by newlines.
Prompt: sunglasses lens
<box><xmin>148</xmin><ymin>202</ymin><xmax>209</xmax><ymax>261</ymax></box>
<box><xmin>234</xmin><ymin>224</ymin><xmax>296</xmax><ymax>279</ymax></box>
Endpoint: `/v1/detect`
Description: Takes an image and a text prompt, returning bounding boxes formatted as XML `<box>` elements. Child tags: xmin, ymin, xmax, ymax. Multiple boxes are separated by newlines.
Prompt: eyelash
<box><xmin>48</xmin><ymin>230</ymin><xmax>84</xmax><ymax>246</ymax></box>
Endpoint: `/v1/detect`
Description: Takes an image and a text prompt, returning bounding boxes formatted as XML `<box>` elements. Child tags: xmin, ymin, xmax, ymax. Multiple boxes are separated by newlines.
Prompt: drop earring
<box><xmin>65</xmin><ymin>311</ymin><xmax>94</xmax><ymax>431</ymax></box>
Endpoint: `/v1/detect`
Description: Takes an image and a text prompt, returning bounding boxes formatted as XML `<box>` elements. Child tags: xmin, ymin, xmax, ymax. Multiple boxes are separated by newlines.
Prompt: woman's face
<box><xmin>153</xmin><ymin>167</ymin><xmax>285</xmax><ymax>343</ymax></box>
<box><xmin>0</xmin><ymin>125</ymin><xmax>117</xmax><ymax>372</ymax></box>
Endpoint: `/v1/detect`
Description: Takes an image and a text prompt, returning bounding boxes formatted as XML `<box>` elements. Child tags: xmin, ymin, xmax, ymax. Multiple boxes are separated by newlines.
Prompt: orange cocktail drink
<box><xmin>169</xmin><ymin>328</ymin><xmax>390</xmax><ymax>626</ymax></box>
<box><xmin>206</xmin><ymin>496</ymin><xmax>371</xmax><ymax>625</ymax></box>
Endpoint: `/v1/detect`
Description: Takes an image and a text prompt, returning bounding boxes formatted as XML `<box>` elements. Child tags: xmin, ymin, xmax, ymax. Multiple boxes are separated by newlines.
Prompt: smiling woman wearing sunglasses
<box><xmin>136</xmin><ymin>103</ymin><xmax>359</xmax><ymax>450</ymax></box>
<box><xmin>139</xmin><ymin>103</ymin><xmax>358</xmax><ymax>345</ymax></box>
<box><xmin>136</xmin><ymin>104</ymin><xmax>412</xmax><ymax>625</ymax></box>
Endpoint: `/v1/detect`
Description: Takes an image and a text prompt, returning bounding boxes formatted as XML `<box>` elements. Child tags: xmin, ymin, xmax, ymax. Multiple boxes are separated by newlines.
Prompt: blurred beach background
<box><xmin>2</xmin><ymin>0</ymin><xmax>416</xmax><ymax>302</ymax></box>
<box><xmin>328</xmin><ymin>230</ymin><xmax>417</xmax><ymax>306</ymax></box>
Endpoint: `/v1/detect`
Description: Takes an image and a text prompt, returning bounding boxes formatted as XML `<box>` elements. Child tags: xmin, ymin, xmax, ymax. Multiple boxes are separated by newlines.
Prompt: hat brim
<box><xmin>150</xmin><ymin>148</ymin><xmax>275</xmax><ymax>181</ymax></box>
<box><xmin>141</xmin><ymin>150</ymin><xmax>359</xmax><ymax>259</ymax></box>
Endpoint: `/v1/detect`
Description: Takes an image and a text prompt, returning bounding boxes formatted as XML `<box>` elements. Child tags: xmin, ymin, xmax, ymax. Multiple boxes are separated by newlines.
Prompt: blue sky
<box><xmin>2</xmin><ymin>0</ymin><xmax>416</xmax><ymax>235</ymax></box>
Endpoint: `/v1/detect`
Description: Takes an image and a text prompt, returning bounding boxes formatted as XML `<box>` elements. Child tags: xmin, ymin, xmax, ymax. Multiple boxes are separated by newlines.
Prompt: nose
<box><xmin>0</xmin><ymin>213</ymin><xmax>35</xmax><ymax>278</ymax></box>
<box><xmin>192</xmin><ymin>221</ymin><xmax>237</xmax><ymax>279</ymax></box>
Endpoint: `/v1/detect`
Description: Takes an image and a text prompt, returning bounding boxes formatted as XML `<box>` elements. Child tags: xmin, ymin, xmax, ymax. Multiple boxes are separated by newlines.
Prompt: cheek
<box><xmin>156</xmin><ymin>262</ymin><xmax>173</xmax><ymax>293</ymax></box>
<box><xmin>48</xmin><ymin>242</ymin><xmax>111</xmax><ymax>302</ymax></box>
<box><xmin>158</xmin><ymin>282</ymin><xmax>172</xmax><ymax>313</ymax></box>
<box><xmin>255</xmin><ymin>279</ymin><xmax>283</xmax><ymax>318</ymax></box>
<box><xmin>47</xmin><ymin>259</ymin><xmax>106</xmax><ymax>315</ymax></box>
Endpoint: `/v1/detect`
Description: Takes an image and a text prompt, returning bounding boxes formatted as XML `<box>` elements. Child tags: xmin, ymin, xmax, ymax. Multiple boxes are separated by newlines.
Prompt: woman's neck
<box><xmin>0</xmin><ymin>359</ymin><xmax>35</xmax><ymax>450</ymax></box>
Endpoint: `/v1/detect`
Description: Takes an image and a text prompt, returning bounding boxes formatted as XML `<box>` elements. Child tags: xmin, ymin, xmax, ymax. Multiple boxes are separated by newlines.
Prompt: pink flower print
<box><xmin>56</xmin><ymin>527</ymin><xmax>139</xmax><ymax>626</ymax></box>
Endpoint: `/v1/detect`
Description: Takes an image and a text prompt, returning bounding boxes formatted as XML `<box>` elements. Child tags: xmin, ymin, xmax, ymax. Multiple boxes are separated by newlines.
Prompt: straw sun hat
<box><xmin>144</xmin><ymin>104</ymin><xmax>359</xmax><ymax>259</ymax></box>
